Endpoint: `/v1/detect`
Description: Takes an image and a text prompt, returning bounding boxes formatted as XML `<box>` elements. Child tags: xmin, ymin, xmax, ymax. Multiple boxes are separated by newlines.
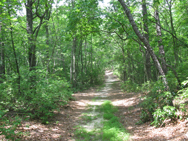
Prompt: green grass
<box><xmin>92</xmin><ymin>97</ymin><xmax>100</xmax><ymax>101</ymax></box>
<box><xmin>74</xmin><ymin>100</ymin><xmax>130</xmax><ymax>141</ymax></box>
<box><xmin>100</xmin><ymin>101</ymin><xmax>129</xmax><ymax>141</ymax></box>
<box><xmin>80</xmin><ymin>113</ymin><xmax>99</xmax><ymax>122</ymax></box>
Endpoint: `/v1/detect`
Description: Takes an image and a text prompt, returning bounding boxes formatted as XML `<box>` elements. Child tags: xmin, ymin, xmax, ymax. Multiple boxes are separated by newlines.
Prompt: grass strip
<box><xmin>74</xmin><ymin>100</ymin><xmax>129</xmax><ymax>141</ymax></box>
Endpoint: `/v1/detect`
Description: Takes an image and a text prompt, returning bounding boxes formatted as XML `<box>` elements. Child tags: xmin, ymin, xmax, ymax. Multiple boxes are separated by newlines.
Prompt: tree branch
<box><xmin>149</xmin><ymin>16</ymin><xmax>188</xmax><ymax>48</ymax></box>
<box><xmin>20</xmin><ymin>26</ymin><xmax>27</xmax><ymax>31</ymax></box>
<box><xmin>34</xmin><ymin>20</ymin><xmax>45</xmax><ymax>38</ymax></box>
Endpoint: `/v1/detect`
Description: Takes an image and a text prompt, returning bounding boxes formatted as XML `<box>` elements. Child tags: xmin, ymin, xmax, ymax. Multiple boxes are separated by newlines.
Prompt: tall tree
<box><xmin>25</xmin><ymin>0</ymin><xmax>52</xmax><ymax>93</ymax></box>
<box><xmin>118</xmin><ymin>0</ymin><xmax>169</xmax><ymax>90</ymax></box>
<box><xmin>166</xmin><ymin>0</ymin><xmax>178</xmax><ymax>66</ymax></box>
<box><xmin>69</xmin><ymin>0</ymin><xmax>77</xmax><ymax>87</ymax></box>
<box><xmin>154</xmin><ymin>1</ymin><xmax>167</xmax><ymax>74</ymax></box>
<box><xmin>44</xmin><ymin>0</ymin><xmax>52</xmax><ymax>72</ymax></box>
<box><xmin>0</xmin><ymin>8</ymin><xmax>5</xmax><ymax>83</ymax></box>
<box><xmin>142</xmin><ymin>0</ymin><xmax>151</xmax><ymax>81</ymax></box>
<box><xmin>7</xmin><ymin>1</ymin><xmax>21</xmax><ymax>93</ymax></box>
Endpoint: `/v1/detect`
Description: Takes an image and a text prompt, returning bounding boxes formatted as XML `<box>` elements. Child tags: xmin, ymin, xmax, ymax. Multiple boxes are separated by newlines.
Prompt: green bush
<box><xmin>0</xmin><ymin>69</ymin><xmax>73</xmax><ymax>124</ymax></box>
<box><xmin>121</xmin><ymin>80</ymin><xmax>140</xmax><ymax>92</ymax></box>
<box><xmin>178</xmin><ymin>79</ymin><xmax>188</xmax><ymax>98</ymax></box>
<box><xmin>139</xmin><ymin>79</ymin><xmax>176</xmax><ymax>125</ymax></box>
<box><xmin>24</xmin><ymin>73</ymin><xmax>72</xmax><ymax>123</ymax></box>
<box><xmin>166</xmin><ymin>71</ymin><xmax>179</xmax><ymax>92</ymax></box>
<box><xmin>0</xmin><ymin>110</ymin><xmax>21</xmax><ymax>140</ymax></box>
<box><xmin>140</xmin><ymin>96</ymin><xmax>157</xmax><ymax>122</ymax></box>
<box><xmin>140</xmin><ymin>81</ymin><xmax>153</xmax><ymax>92</ymax></box>
<box><xmin>151</xmin><ymin>106</ymin><xmax>176</xmax><ymax>127</ymax></box>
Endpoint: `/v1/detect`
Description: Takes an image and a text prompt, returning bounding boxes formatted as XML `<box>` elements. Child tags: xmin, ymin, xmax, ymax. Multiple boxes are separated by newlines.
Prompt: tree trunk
<box><xmin>154</xmin><ymin>8</ymin><xmax>168</xmax><ymax>74</ymax></box>
<box><xmin>26</xmin><ymin>0</ymin><xmax>36</xmax><ymax>72</ymax></box>
<box><xmin>45</xmin><ymin>3</ymin><xmax>52</xmax><ymax>73</ymax></box>
<box><xmin>26</xmin><ymin>0</ymin><xmax>37</xmax><ymax>95</ymax></box>
<box><xmin>8</xmin><ymin>5</ymin><xmax>21</xmax><ymax>94</ymax></box>
<box><xmin>90</xmin><ymin>34</ymin><xmax>93</xmax><ymax>84</ymax></box>
<box><xmin>84</xmin><ymin>37</ymin><xmax>87</xmax><ymax>75</ymax></box>
<box><xmin>120</xmin><ymin>44</ymin><xmax>127</xmax><ymax>82</ymax></box>
<box><xmin>167</xmin><ymin>0</ymin><xmax>178</xmax><ymax>66</ymax></box>
<box><xmin>127</xmin><ymin>49</ymin><xmax>133</xmax><ymax>81</ymax></box>
<box><xmin>45</xmin><ymin>22</ymin><xmax>50</xmax><ymax>72</ymax></box>
<box><xmin>118</xmin><ymin>0</ymin><xmax>169</xmax><ymax>90</ymax></box>
<box><xmin>80</xmin><ymin>37</ymin><xmax>84</xmax><ymax>84</ymax></box>
<box><xmin>71</xmin><ymin>37</ymin><xmax>77</xmax><ymax>87</ymax></box>
<box><xmin>0</xmin><ymin>16</ymin><xmax>5</xmax><ymax>83</ymax></box>
<box><xmin>142</xmin><ymin>0</ymin><xmax>151</xmax><ymax>81</ymax></box>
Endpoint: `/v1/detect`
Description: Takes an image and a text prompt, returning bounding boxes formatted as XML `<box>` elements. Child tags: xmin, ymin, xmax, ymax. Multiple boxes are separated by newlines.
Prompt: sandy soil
<box><xmin>1</xmin><ymin>71</ymin><xmax>188</xmax><ymax>141</ymax></box>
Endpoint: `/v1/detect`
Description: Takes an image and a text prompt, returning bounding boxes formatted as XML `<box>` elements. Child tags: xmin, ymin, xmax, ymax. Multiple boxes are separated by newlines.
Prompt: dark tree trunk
<box><xmin>142</xmin><ymin>0</ymin><xmax>151</xmax><ymax>81</ymax></box>
<box><xmin>118</xmin><ymin>0</ymin><xmax>169</xmax><ymax>90</ymax></box>
<box><xmin>90</xmin><ymin>35</ymin><xmax>93</xmax><ymax>84</ymax></box>
<box><xmin>84</xmin><ymin>37</ymin><xmax>87</xmax><ymax>75</ymax></box>
<box><xmin>45</xmin><ymin>23</ymin><xmax>50</xmax><ymax>72</ymax></box>
<box><xmin>26</xmin><ymin>0</ymin><xmax>36</xmax><ymax>72</ymax></box>
<box><xmin>45</xmin><ymin>3</ymin><xmax>52</xmax><ymax>73</ymax></box>
<box><xmin>8</xmin><ymin>5</ymin><xmax>21</xmax><ymax>94</ymax></box>
<box><xmin>0</xmin><ymin>21</ymin><xmax>5</xmax><ymax>83</ymax></box>
<box><xmin>166</xmin><ymin>0</ymin><xmax>178</xmax><ymax>66</ymax></box>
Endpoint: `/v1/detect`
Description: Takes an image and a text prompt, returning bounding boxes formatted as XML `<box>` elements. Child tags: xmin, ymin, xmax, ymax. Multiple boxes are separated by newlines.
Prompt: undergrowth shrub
<box><xmin>76</xmin><ymin>68</ymin><xmax>105</xmax><ymax>91</ymax></box>
<box><xmin>166</xmin><ymin>71</ymin><xmax>179</xmax><ymax>92</ymax></box>
<box><xmin>0</xmin><ymin>110</ymin><xmax>21</xmax><ymax>140</ymax></box>
<box><xmin>24</xmin><ymin>72</ymin><xmax>72</xmax><ymax>123</ymax></box>
<box><xmin>139</xmin><ymin>96</ymin><xmax>157</xmax><ymax>122</ymax></box>
<box><xmin>151</xmin><ymin>106</ymin><xmax>176</xmax><ymax>127</ymax></box>
<box><xmin>0</xmin><ymin>69</ymin><xmax>73</xmax><ymax>126</ymax></box>
<box><xmin>138</xmin><ymin>78</ymin><xmax>188</xmax><ymax>127</ymax></box>
<box><xmin>121</xmin><ymin>80</ymin><xmax>140</xmax><ymax>92</ymax></box>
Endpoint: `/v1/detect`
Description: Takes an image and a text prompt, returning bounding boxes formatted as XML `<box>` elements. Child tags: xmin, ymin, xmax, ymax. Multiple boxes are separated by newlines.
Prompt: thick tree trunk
<box><xmin>25</xmin><ymin>0</ymin><xmax>37</xmax><ymax>95</ymax></box>
<box><xmin>142</xmin><ymin>0</ymin><xmax>151</xmax><ymax>81</ymax></box>
<box><xmin>118</xmin><ymin>0</ymin><xmax>169</xmax><ymax>90</ymax></box>
<box><xmin>154</xmin><ymin>8</ymin><xmax>167</xmax><ymax>74</ymax></box>
<box><xmin>26</xmin><ymin>0</ymin><xmax>36</xmax><ymax>71</ymax></box>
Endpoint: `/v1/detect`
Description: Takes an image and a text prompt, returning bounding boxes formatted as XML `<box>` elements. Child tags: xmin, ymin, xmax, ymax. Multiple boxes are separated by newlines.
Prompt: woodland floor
<box><xmin>1</xmin><ymin>71</ymin><xmax>188</xmax><ymax>141</ymax></box>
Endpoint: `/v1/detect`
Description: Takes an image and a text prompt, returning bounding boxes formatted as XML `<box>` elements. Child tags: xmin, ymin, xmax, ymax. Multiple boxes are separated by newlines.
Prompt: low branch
<box><xmin>149</xmin><ymin>16</ymin><xmax>188</xmax><ymax>48</ymax></box>
<box><xmin>33</xmin><ymin>21</ymin><xmax>45</xmax><ymax>34</ymax></box>
<box><xmin>20</xmin><ymin>26</ymin><xmax>27</xmax><ymax>31</ymax></box>
<box><xmin>34</xmin><ymin>20</ymin><xmax>45</xmax><ymax>38</ymax></box>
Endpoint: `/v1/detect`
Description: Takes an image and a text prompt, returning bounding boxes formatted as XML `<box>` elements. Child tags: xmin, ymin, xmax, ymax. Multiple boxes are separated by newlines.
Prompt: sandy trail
<box><xmin>73</xmin><ymin>71</ymin><xmax>118</xmax><ymax>134</ymax></box>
